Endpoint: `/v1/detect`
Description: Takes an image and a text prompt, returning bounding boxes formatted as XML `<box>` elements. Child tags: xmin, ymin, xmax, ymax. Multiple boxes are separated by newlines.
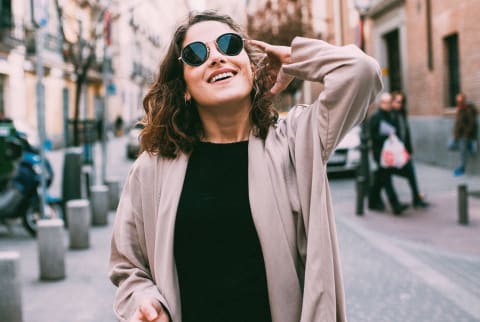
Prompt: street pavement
<box><xmin>0</xmin><ymin>136</ymin><xmax>479</xmax><ymax>322</ymax></box>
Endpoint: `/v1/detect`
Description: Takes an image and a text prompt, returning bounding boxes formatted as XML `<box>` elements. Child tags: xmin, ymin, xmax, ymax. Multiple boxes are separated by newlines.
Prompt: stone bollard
<box><xmin>66</xmin><ymin>199</ymin><xmax>91</xmax><ymax>249</ymax></box>
<box><xmin>62</xmin><ymin>148</ymin><xmax>83</xmax><ymax>204</ymax></box>
<box><xmin>355</xmin><ymin>175</ymin><xmax>366</xmax><ymax>216</ymax></box>
<box><xmin>0</xmin><ymin>251</ymin><xmax>22</xmax><ymax>322</ymax></box>
<box><xmin>458</xmin><ymin>184</ymin><xmax>469</xmax><ymax>225</ymax></box>
<box><xmin>106</xmin><ymin>177</ymin><xmax>120</xmax><ymax>211</ymax></box>
<box><xmin>90</xmin><ymin>185</ymin><xmax>109</xmax><ymax>226</ymax></box>
<box><xmin>37</xmin><ymin>219</ymin><xmax>66</xmax><ymax>280</ymax></box>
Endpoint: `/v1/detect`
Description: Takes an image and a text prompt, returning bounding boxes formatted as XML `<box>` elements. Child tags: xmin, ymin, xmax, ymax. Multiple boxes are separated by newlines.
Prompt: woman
<box><xmin>109</xmin><ymin>11</ymin><xmax>382</xmax><ymax>322</ymax></box>
<box><xmin>390</xmin><ymin>91</ymin><xmax>429</xmax><ymax>208</ymax></box>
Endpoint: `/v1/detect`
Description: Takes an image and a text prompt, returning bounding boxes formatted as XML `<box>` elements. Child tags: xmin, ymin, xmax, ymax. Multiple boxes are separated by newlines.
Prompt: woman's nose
<box><xmin>207</xmin><ymin>45</ymin><xmax>225</xmax><ymax>66</ymax></box>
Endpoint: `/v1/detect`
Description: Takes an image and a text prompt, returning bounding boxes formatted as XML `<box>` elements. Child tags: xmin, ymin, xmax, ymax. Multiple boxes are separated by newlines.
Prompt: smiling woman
<box><xmin>109</xmin><ymin>10</ymin><xmax>382</xmax><ymax>322</ymax></box>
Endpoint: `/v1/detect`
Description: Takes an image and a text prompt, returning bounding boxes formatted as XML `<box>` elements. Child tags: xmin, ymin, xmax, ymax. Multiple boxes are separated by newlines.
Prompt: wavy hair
<box><xmin>140</xmin><ymin>10</ymin><xmax>278</xmax><ymax>159</ymax></box>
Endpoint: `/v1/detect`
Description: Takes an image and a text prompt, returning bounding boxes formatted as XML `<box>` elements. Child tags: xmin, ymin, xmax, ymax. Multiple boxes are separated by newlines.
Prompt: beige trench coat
<box><xmin>109</xmin><ymin>37</ymin><xmax>382</xmax><ymax>322</ymax></box>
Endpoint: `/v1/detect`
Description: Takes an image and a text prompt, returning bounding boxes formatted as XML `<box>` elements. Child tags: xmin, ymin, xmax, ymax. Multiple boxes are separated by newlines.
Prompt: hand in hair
<box><xmin>249</xmin><ymin>40</ymin><xmax>293</xmax><ymax>95</ymax></box>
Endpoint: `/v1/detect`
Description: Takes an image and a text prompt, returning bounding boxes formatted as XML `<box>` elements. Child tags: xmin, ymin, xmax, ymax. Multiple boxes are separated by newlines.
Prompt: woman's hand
<box><xmin>249</xmin><ymin>39</ymin><xmax>294</xmax><ymax>95</ymax></box>
<box><xmin>130</xmin><ymin>299</ymin><xmax>170</xmax><ymax>322</ymax></box>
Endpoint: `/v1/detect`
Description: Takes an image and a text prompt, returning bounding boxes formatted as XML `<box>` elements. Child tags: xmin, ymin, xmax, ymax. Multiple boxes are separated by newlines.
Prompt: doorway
<box><xmin>384</xmin><ymin>29</ymin><xmax>403</xmax><ymax>92</ymax></box>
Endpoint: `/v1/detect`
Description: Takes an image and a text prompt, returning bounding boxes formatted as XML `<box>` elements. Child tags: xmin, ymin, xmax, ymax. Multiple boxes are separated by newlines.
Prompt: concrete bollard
<box><xmin>37</xmin><ymin>219</ymin><xmax>66</xmax><ymax>280</ymax></box>
<box><xmin>355</xmin><ymin>175</ymin><xmax>366</xmax><ymax>216</ymax></box>
<box><xmin>62</xmin><ymin>148</ymin><xmax>83</xmax><ymax>204</ymax></box>
<box><xmin>66</xmin><ymin>199</ymin><xmax>91</xmax><ymax>249</ymax></box>
<box><xmin>458</xmin><ymin>184</ymin><xmax>469</xmax><ymax>225</ymax></box>
<box><xmin>90</xmin><ymin>185</ymin><xmax>109</xmax><ymax>226</ymax></box>
<box><xmin>106</xmin><ymin>177</ymin><xmax>120</xmax><ymax>211</ymax></box>
<box><xmin>0</xmin><ymin>251</ymin><xmax>22</xmax><ymax>322</ymax></box>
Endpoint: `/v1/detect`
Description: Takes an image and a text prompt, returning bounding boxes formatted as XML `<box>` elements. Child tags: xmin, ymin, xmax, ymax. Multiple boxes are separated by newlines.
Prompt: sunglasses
<box><xmin>178</xmin><ymin>33</ymin><xmax>245</xmax><ymax>67</ymax></box>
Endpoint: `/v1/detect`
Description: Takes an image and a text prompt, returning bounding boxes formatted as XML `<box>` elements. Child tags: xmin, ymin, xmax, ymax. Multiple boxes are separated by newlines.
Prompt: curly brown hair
<box><xmin>140</xmin><ymin>10</ymin><xmax>278</xmax><ymax>159</ymax></box>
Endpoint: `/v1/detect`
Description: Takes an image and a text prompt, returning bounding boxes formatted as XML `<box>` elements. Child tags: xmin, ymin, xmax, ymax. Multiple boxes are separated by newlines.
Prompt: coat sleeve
<box><xmin>278</xmin><ymin>38</ymin><xmax>382</xmax><ymax>322</ymax></box>
<box><xmin>109</xmin><ymin>164</ymin><xmax>171</xmax><ymax>322</ymax></box>
<box><xmin>282</xmin><ymin>37</ymin><xmax>383</xmax><ymax>161</ymax></box>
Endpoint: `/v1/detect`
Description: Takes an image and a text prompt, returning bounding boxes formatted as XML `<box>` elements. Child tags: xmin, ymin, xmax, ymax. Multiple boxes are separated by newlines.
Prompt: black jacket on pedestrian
<box><xmin>369</xmin><ymin>108</ymin><xmax>396</xmax><ymax>164</ymax></box>
<box><xmin>391</xmin><ymin>110</ymin><xmax>413</xmax><ymax>154</ymax></box>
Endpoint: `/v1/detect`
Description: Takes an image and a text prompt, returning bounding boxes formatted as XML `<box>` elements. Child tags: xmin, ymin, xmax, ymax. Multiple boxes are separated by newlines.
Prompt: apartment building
<box><xmin>358</xmin><ymin>0</ymin><xmax>480</xmax><ymax>172</ymax></box>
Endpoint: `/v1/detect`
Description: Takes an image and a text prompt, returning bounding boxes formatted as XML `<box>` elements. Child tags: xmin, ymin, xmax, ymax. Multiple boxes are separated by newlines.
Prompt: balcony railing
<box><xmin>24</xmin><ymin>27</ymin><xmax>62</xmax><ymax>55</ymax></box>
<box><xmin>0</xmin><ymin>15</ymin><xmax>21</xmax><ymax>50</ymax></box>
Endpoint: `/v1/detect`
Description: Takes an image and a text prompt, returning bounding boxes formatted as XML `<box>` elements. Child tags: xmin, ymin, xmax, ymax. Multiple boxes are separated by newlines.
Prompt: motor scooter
<box><xmin>0</xmin><ymin>131</ymin><xmax>63</xmax><ymax>236</ymax></box>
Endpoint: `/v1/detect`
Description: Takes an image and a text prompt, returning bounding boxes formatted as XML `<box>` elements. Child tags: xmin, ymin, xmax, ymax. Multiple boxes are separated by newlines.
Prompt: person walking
<box><xmin>390</xmin><ymin>91</ymin><xmax>429</xmax><ymax>208</ymax></box>
<box><xmin>368</xmin><ymin>92</ymin><xmax>408</xmax><ymax>215</ymax></box>
<box><xmin>109</xmin><ymin>10</ymin><xmax>382</xmax><ymax>322</ymax></box>
<box><xmin>451</xmin><ymin>93</ymin><xmax>478</xmax><ymax>176</ymax></box>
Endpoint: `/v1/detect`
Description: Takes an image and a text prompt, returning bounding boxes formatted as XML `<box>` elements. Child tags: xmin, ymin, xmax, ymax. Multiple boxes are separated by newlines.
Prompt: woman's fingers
<box><xmin>139</xmin><ymin>303</ymin><xmax>159</xmax><ymax>321</ymax></box>
<box><xmin>130</xmin><ymin>300</ymin><xmax>170</xmax><ymax>322</ymax></box>
<box><xmin>248</xmin><ymin>39</ymin><xmax>271</xmax><ymax>52</ymax></box>
<box><xmin>249</xmin><ymin>40</ymin><xmax>292</xmax><ymax>64</ymax></box>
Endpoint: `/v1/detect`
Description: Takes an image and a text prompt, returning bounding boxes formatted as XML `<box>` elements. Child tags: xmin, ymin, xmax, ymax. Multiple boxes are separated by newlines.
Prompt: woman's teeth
<box><xmin>210</xmin><ymin>72</ymin><xmax>234</xmax><ymax>83</ymax></box>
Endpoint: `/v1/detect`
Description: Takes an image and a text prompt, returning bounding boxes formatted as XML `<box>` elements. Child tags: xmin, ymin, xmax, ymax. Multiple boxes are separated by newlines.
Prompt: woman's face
<box><xmin>181</xmin><ymin>21</ymin><xmax>253</xmax><ymax>111</ymax></box>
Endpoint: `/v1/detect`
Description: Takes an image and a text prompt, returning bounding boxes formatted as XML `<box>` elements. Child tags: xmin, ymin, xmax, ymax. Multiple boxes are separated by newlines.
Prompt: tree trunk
<box><xmin>73</xmin><ymin>75</ymin><xmax>85</xmax><ymax>146</ymax></box>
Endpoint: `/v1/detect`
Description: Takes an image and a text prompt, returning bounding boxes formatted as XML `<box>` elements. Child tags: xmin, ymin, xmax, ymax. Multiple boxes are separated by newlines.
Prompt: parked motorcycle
<box><xmin>0</xmin><ymin>129</ymin><xmax>63</xmax><ymax>236</ymax></box>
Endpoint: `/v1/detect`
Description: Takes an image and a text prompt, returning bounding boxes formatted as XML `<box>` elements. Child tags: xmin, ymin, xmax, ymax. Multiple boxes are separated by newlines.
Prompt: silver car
<box><xmin>327</xmin><ymin>126</ymin><xmax>361</xmax><ymax>174</ymax></box>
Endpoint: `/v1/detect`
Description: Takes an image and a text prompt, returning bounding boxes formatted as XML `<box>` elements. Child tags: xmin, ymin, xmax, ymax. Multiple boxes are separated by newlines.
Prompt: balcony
<box><xmin>24</xmin><ymin>28</ymin><xmax>62</xmax><ymax>56</ymax></box>
<box><xmin>0</xmin><ymin>12</ymin><xmax>22</xmax><ymax>51</ymax></box>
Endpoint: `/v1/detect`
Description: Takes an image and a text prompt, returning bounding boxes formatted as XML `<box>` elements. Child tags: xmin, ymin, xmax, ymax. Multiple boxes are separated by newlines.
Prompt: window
<box><xmin>444</xmin><ymin>33</ymin><xmax>460</xmax><ymax>107</ymax></box>
<box><xmin>0</xmin><ymin>0</ymin><xmax>13</xmax><ymax>28</ymax></box>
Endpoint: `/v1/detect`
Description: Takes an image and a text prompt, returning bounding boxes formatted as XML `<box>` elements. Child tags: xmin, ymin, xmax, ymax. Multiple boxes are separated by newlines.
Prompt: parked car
<box><xmin>126</xmin><ymin>123</ymin><xmax>144</xmax><ymax>159</ymax></box>
<box><xmin>327</xmin><ymin>126</ymin><xmax>361</xmax><ymax>174</ymax></box>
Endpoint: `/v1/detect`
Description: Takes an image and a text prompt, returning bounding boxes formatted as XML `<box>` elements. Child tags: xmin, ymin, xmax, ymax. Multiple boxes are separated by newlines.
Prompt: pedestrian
<box><xmin>109</xmin><ymin>10</ymin><xmax>382</xmax><ymax>322</ymax></box>
<box><xmin>368</xmin><ymin>92</ymin><xmax>409</xmax><ymax>215</ymax></box>
<box><xmin>390</xmin><ymin>91</ymin><xmax>429</xmax><ymax>208</ymax></box>
<box><xmin>450</xmin><ymin>93</ymin><xmax>478</xmax><ymax>176</ymax></box>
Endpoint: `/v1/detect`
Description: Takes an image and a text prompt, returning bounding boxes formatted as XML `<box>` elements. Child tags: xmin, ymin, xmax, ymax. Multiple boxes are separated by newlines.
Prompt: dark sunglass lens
<box><xmin>217</xmin><ymin>33</ymin><xmax>243</xmax><ymax>56</ymax></box>
<box><xmin>182</xmin><ymin>42</ymin><xmax>207</xmax><ymax>66</ymax></box>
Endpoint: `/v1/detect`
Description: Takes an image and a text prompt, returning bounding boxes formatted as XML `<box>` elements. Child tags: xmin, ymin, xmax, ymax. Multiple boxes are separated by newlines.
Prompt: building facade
<box><xmin>0</xmin><ymin>0</ymin><xmax>110</xmax><ymax>147</ymax></box>
<box><xmin>363</xmin><ymin>0</ymin><xmax>480</xmax><ymax>173</ymax></box>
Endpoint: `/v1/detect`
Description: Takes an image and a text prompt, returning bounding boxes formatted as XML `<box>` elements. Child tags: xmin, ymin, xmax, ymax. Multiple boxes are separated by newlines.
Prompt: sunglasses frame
<box><xmin>178</xmin><ymin>32</ymin><xmax>245</xmax><ymax>67</ymax></box>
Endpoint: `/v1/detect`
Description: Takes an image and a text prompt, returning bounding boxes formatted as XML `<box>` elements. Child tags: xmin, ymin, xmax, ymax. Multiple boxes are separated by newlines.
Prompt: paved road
<box><xmin>1</xmin><ymin>136</ymin><xmax>479</xmax><ymax>321</ymax></box>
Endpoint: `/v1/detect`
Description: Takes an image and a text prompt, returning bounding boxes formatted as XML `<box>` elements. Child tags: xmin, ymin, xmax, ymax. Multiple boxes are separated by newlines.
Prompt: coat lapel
<box><xmin>248</xmin><ymin>134</ymin><xmax>302</xmax><ymax>322</ymax></box>
<box><xmin>153</xmin><ymin>153</ymin><xmax>188</xmax><ymax>322</ymax></box>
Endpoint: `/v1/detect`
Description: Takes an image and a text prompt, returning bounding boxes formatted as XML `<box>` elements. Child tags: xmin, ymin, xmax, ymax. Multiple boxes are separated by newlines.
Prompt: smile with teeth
<box><xmin>209</xmin><ymin>72</ymin><xmax>235</xmax><ymax>83</ymax></box>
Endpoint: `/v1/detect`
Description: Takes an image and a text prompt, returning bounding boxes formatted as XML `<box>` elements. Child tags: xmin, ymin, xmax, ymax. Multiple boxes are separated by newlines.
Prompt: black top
<box><xmin>174</xmin><ymin>141</ymin><xmax>272</xmax><ymax>322</ymax></box>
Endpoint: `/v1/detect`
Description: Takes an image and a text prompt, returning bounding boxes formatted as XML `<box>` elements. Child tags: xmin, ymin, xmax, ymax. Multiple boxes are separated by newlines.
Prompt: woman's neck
<box><xmin>197</xmin><ymin>101</ymin><xmax>252</xmax><ymax>143</ymax></box>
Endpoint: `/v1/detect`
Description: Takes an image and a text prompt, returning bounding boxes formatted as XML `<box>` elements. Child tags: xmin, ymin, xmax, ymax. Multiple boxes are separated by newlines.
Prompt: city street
<box><xmin>1</xmin><ymin>136</ymin><xmax>479</xmax><ymax>322</ymax></box>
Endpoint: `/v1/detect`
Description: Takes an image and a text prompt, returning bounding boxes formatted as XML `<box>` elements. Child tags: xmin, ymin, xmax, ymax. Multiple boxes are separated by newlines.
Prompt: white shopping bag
<box><xmin>380</xmin><ymin>134</ymin><xmax>410</xmax><ymax>168</ymax></box>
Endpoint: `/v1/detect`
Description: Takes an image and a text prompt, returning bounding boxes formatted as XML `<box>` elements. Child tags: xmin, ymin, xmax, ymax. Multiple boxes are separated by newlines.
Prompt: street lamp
<box><xmin>353</xmin><ymin>0</ymin><xmax>373</xmax><ymax>216</ymax></box>
<box><xmin>30</xmin><ymin>0</ymin><xmax>49</xmax><ymax>219</ymax></box>
<box><xmin>354</xmin><ymin>0</ymin><xmax>373</xmax><ymax>51</ymax></box>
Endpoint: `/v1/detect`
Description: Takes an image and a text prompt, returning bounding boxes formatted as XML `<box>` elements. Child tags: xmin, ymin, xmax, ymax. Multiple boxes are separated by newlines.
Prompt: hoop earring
<box><xmin>184</xmin><ymin>97</ymin><xmax>192</xmax><ymax>107</ymax></box>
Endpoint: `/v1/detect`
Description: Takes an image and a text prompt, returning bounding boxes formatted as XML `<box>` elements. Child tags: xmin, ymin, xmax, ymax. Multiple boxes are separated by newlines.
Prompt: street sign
<box><xmin>104</xmin><ymin>10</ymin><xmax>112</xmax><ymax>46</ymax></box>
<box><xmin>33</xmin><ymin>0</ymin><xmax>49</xmax><ymax>27</ymax></box>
<box><xmin>107</xmin><ymin>83</ymin><xmax>116</xmax><ymax>95</ymax></box>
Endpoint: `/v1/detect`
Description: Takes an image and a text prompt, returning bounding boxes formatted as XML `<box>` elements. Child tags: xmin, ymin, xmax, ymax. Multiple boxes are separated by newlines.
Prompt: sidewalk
<box><xmin>0</xmin><ymin>137</ymin><xmax>129</xmax><ymax>322</ymax></box>
<box><xmin>332</xmin><ymin>160</ymin><xmax>480</xmax><ymax>257</ymax></box>
<box><xmin>1</xmin><ymin>137</ymin><xmax>479</xmax><ymax>322</ymax></box>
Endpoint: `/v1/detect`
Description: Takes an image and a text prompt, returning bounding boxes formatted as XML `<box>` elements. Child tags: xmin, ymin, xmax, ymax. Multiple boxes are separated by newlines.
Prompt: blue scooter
<box><xmin>0</xmin><ymin>132</ymin><xmax>63</xmax><ymax>236</ymax></box>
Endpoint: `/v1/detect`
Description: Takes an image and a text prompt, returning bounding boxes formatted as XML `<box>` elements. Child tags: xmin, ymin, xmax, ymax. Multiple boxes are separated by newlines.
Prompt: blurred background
<box><xmin>0</xmin><ymin>1</ymin><xmax>480</xmax><ymax>322</ymax></box>
<box><xmin>0</xmin><ymin>0</ymin><xmax>478</xmax><ymax>173</ymax></box>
